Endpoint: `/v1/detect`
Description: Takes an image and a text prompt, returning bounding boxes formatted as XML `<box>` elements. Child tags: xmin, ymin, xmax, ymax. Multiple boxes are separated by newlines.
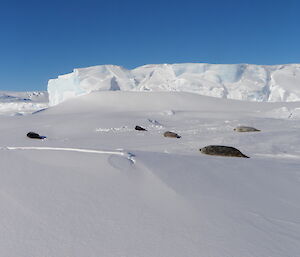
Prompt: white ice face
<box><xmin>47</xmin><ymin>63</ymin><xmax>300</xmax><ymax>106</ymax></box>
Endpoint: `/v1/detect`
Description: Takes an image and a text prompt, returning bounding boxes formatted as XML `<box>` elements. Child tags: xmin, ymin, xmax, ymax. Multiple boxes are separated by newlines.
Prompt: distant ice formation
<box><xmin>47</xmin><ymin>63</ymin><xmax>300</xmax><ymax>105</ymax></box>
<box><xmin>0</xmin><ymin>91</ymin><xmax>48</xmax><ymax>115</ymax></box>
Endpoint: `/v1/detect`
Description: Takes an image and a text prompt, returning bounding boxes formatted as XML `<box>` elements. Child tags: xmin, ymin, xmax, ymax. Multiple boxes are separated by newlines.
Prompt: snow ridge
<box><xmin>3</xmin><ymin>146</ymin><xmax>135</xmax><ymax>162</ymax></box>
<box><xmin>48</xmin><ymin>63</ymin><xmax>300</xmax><ymax>105</ymax></box>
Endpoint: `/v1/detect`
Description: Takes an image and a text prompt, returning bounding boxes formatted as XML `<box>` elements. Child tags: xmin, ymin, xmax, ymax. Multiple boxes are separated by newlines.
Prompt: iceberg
<box><xmin>47</xmin><ymin>63</ymin><xmax>300</xmax><ymax>106</ymax></box>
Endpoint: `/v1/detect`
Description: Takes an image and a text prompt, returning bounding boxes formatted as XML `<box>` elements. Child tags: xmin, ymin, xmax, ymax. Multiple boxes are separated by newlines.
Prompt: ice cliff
<box><xmin>48</xmin><ymin>63</ymin><xmax>300</xmax><ymax>106</ymax></box>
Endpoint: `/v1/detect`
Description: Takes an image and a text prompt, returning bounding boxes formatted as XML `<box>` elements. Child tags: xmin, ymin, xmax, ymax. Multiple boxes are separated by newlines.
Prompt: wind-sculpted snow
<box><xmin>48</xmin><ymin>63</ymin><xmax>300</xmax><ymax>105</ymax></box>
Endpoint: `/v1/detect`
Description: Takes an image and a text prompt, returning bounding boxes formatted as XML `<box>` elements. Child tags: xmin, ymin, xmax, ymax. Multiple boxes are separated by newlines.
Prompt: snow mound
<box><xmin>48</xmin><ymin>63</ymin><xmax>300</xmax><ymax>105</ymax></box>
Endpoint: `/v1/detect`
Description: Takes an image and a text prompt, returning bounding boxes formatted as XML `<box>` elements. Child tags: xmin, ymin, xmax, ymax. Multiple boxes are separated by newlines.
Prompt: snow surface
<box><xmin>0</xmin><ymin>91</ymin><xmax>300</xmax><ymax>257</ymax></box>
<box><xmin>48</xmin><ymin>63</ymin><xmax>300</xmax><ymax>105</ymax></box>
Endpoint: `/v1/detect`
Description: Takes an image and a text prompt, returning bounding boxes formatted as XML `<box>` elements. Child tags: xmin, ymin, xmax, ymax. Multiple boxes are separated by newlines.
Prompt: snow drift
<box><xmin>48</xmin><ymin>63</ymin><xmax>300</xmax><ymax>105</ymax></box>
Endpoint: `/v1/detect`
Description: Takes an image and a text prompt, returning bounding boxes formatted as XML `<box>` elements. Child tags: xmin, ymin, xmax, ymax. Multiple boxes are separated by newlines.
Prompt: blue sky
<box><xmin>0</xmin><ymin>0</ymin><xmax>299</xmax><ymax>91</ymax></box>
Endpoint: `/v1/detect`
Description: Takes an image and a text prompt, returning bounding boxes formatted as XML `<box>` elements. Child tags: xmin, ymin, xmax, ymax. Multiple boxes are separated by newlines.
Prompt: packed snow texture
<box><xmin>0</xmin><ymin>91</ymin><xmax>300</xmax><ymax>257</ymax></box>
<box><xmin>48</xmin><ymin>63</ymin><xmax>300</xmax><ymax>105</ymax></box>
<box><xmin>0</xmin><ymin>91</ymin><xmax>48</xmax><ymax>115</ymax></box>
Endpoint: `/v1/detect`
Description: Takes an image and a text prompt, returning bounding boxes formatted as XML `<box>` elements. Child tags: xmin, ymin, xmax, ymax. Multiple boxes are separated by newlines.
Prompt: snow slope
<box><xmin>0</xmin><ymin>91</ymin><xmax>48</xmax><ymax>115</ymax></box>
<box><xmin>0</xmin><ymin>91</ymin><xmax>300</xmax><ymax>257</ymax></box>
<box><xmin>48</xmin><ymin>63</ymin><xmax>300</xmax><ymax>105</ymax></box>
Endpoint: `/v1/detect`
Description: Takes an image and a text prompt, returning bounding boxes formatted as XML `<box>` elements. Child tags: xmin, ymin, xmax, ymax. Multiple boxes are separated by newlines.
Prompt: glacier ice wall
<box><xmin>47</xmin><ymin>63</ymin><xmax>300</xmax><ymax>106</ymax></box>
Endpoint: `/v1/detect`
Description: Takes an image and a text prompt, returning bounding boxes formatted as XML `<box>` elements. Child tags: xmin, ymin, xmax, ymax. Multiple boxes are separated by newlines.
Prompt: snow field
<box><xmin>0</xmin><ymin>91</ymin><xmax>299</xmax><ymax>257</ymax></box>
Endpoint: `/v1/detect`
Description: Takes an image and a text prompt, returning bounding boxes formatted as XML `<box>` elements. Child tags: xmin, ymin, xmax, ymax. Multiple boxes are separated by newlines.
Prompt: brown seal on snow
<box><xmin>163</xmin><ymin>131</ymin><xmax>181</xmax><ymax>138</ymax></box>
<box><xmin>234</xmin><ymin>126</ymin><xmax>260</xmax><ymax>132</ymax></box>
<box><xmin>200</xmin><ymin>145</ymin><xmax>249</xmax><ymax>158</ymax></box>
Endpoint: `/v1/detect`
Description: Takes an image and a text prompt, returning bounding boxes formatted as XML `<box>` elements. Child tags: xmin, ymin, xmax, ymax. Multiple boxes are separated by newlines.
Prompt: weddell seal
<box><xmin>199</xmin><ymin>145</ymin><xmax>249</xmax><ymax>158</ymax></box>
<box><xmin>27</xmin><ymin>132</ymin><xmax>46</xmax><ymax>139</ymax></box>
<box><xmin>135</xmin><ymin>125</ymin><xmax>147</xmax><ymax>131</ymax></box>
<box><xmin>163</xmin><ymin>131</ymin><xmax>181</xmax><ymax>138</ymax></box>
<box><xmin>234</xmin><ymin>126</ymin><xmax>260</xmax><ymax>132</ymax></box>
